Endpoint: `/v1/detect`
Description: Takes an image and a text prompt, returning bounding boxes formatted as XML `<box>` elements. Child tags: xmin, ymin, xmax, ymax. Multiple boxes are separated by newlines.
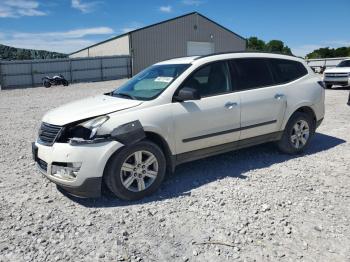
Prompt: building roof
<box><xmin>70</xmin><ymin>12</ymin><xmax>246</xmax><ymax>55</ymax></box>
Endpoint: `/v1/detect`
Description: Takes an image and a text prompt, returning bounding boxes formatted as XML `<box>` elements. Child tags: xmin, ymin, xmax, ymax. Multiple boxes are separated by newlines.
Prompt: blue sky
<box><xmin>0</xmin><ymin>0</ymin><xmax>349</xmax><ymax>57</ymax></box>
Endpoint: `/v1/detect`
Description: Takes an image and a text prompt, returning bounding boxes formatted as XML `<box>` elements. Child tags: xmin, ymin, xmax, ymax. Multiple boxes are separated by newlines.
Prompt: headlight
<box><xmin>68</xmin><ymin>115</ymin><xmax>109</xmax><ymax>140</ymax></box>
<box><xmin>81</xmin><ymin>115</ymin><xmax>109</xmax><ymax>139</ymax></box>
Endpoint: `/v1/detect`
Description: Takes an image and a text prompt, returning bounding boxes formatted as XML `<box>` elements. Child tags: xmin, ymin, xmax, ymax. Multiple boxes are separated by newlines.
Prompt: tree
<box><xmin>246</xmin><ymin>37</ymin><xmax>293</xmax><ymax>55</ymax></box>
<box><xmin>266</xmin><ymin>40</ymin><xmax>284</xmax><ymax>53</ymax></box>
<box><xmin>282</xmin><ymin>46</ymin><xmax>293</xmax><ymax>56</ymax></box>
<box><xmin>306</xmin><ymin>47</ymin><xmax>350</xmax><ymax>59</ymax></box>
<box><xmin>334</xmin><ymin>47</ymin><xmax>349</xmax><ymax>57</ymax></box>
<box><xmin>247</xmin><ymin>37</ymin><xmax>266</xmax><ymax>51</ymax></box>
<box><xmin>0</xmin><ymin>44</ymin><xmax>67</xmax><ymax>60</ymax></box>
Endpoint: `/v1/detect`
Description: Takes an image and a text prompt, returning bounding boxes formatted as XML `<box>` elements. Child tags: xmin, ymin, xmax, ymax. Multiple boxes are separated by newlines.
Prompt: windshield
<box><xmin>112</xmin><ymin>64</ymin><xmax>190</xmax><ymax>100</ymax></box>
<box><xmin>337</xmin><ymin>60</ymin><xmax>350</xmax><ymax>67</ymax></box>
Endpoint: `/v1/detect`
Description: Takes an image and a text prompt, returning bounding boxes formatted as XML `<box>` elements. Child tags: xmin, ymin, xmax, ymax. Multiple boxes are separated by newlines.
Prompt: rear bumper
<box><xmin>32</xmin><ymin>140</ymin><xmax>124</xmax><ymax>198</ymax></box>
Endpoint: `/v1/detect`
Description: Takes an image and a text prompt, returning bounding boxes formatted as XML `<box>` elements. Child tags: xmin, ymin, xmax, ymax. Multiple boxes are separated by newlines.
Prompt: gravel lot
<box><xmin>0</xmin><ymin>81</ymin><xmax>349</xmax><ymax>262</ymax></box>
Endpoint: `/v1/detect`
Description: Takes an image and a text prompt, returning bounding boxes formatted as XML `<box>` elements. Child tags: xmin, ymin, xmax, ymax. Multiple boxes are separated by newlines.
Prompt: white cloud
<box><xmin>325</xmin><ymin>40</ymin><xmax>350</xmax><ymax>47</ymax></box>
<box><xmin>121</xmin><ymin>22</ymin><xmax>143</xmax><ymax>33</ymax></box>
<box><xmin>159</xmin><ymin>5</ymin><xmax>172</xmax><ymax>13</ymax></box>
<box><xmin>291</xmin><ymin>40</ymin><xmax>350</xmax><ymax>57</ymax></box>
<box><xmin>13</xmin><ymin>27</ymin><xmax>114</xmax><ymax>39</ymax></box>
<box><xmin>291</xmin><ymin>45</ymin><xmax>323</xmax><ymax>57</ymax></box>
<box><xmin>182</xmin><ymin>0</ymin><xmax>204</xmax><ymax>6</ymax></box>
<box><xmin>0</xmin><ymin>0</ymin><xmax>47</xmax><ymax>18</ymax></box>
<box><xmin>0</xmin><ymin>27</ymin><xmax>115</xmax><ymax>53</ymax></box>
<box><xmin>71</xmin><ymin>0</ymin><xmax>99</xmax><ymax>13</ymax></box>
<box><xmin>2</xmin><ymin>39</ymin><xmax>94</xmax><ymax>54</ymax></box>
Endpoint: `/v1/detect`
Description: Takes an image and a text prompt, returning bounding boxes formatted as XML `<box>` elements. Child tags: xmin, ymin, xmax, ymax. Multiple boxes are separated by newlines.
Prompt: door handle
<box><xmin>225</xmin><ymin>102</ymin><xmax>238</xmax><ymax>109</ymax></box>
<box><xmin>274</xmin><ymin>94</ymin><xmax>285</xmax><ymax>100</ymax></box>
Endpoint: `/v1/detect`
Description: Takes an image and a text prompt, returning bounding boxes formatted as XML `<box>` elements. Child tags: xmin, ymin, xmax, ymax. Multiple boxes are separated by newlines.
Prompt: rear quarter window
<box><xmin>269</xmin><ymin>59</ymin><xmax>308</xmax><ymax>84</ymax></box>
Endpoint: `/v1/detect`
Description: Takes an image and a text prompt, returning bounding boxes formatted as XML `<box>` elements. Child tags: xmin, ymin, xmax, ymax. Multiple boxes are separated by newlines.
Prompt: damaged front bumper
<box><xmin>32</xmin><ymin>140</ymin><xmax>124</xmax><ymax>198</ymax></box>
<box><xmin>32</xmin><ymin>120</ymin><xmax>147</xmax><ymax>198</ymax></box>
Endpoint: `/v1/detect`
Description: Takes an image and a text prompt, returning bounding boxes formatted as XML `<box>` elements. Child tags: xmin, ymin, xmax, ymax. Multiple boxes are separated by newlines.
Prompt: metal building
<box><xmin>70</xmin><ymin>12</ymin><xmax>246</xmax><ymax>74</ymax></box>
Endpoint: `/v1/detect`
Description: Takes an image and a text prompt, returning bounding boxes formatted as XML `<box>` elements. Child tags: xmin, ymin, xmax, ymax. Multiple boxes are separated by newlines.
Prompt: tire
<box><xmin>326</xmin><ymin>84</ymin><xmax>332</xmax><ymax>89</ymax></box>
<box><xmin>62</xmin><ymin>80</ymin><xmax>69</xmax><ymax>86</ymax></box>
<box><xmin>277</xmin><ymin>112</ymin><xmax>315</xmax><ymax>154</ymax></box>
<box><xmin>104</xmin><ymin>140</ymin><xmax>166</xmax><ymax>200</ymax></box>
<box><xmin>43</xmin><ymin>81</ymin><xmax>51</xmax><ymax>88</ymax></box>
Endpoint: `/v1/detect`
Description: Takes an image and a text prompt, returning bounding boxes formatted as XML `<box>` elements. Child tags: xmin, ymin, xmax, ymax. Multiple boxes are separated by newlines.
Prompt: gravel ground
<box><xmin>0</xmin><ymin>81</ymin><xmax>349</xmax><ymax>262</ymax></box>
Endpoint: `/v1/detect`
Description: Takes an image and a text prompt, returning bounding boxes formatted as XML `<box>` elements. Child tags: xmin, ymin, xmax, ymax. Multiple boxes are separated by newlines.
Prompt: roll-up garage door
<box><xmin>187</xmin><ymin>41</ymin><xmax>215</xmax><ymax>56</ymax></box>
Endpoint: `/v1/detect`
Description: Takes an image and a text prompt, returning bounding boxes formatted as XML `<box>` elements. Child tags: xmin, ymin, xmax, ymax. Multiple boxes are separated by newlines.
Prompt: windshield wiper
<box><xmin>114</xmin><ymin>92</ymin><xmax>137</xmax><ymax>100</ymax></box>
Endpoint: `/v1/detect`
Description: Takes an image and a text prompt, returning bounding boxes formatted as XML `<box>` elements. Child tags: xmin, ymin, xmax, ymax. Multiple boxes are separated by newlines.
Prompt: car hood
<box><xmin>42</xmin><ymin>95</ymin><xmax>142</xmax><ymax>126</ymax></box>
<box><xmin>324</xmin><ymin>67</ymin><xmax>350</xmax><ymax>73</ymax></box>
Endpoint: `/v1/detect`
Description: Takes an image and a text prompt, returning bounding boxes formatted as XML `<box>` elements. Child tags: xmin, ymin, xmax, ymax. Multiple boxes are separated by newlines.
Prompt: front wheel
<box><xmin>104</xmin><ymin>140</ymin><xmax>166</xmax><ymax>200</ymax></box>
<box><xmin>62</xmin><ymin>80</ymin><xmax>69</xmax><ymax>86</ymax></box>
<box><xmin>277</xmin><ymin>112</ymin><xmax>315</xmax><ymax>154</ymax></box>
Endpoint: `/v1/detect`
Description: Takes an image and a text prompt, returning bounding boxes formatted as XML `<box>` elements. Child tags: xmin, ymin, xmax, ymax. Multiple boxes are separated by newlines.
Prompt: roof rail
<box><xmin>194</xmin><ymin>51</ymin><xmax>299</xmax><ymax>60</ymax></box>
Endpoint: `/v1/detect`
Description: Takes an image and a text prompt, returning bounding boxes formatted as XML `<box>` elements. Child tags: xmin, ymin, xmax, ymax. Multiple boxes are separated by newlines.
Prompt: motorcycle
<box><xmin>42</xmin><ymin>74</ymin><xmax>69</xmax><ymax>88</ymax></box>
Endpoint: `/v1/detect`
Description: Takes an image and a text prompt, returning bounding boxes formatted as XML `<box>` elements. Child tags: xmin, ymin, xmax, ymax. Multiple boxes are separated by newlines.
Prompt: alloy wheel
<box><xmin>290</xmin><ymin>119</ymin><xmax>310</xmax><ymax>149</ymax></box>
<box><xmin>120</xmin><ymin>150</ymin><xmax>159</xmax><ymax>192</ymax></box>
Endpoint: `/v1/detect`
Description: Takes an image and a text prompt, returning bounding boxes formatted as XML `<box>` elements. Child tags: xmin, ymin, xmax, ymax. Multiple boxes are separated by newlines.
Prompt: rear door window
<box><xmin>268</xmin><ymin>58</ymin><xmax>308</xmax><ymax>84</ymax></box>
<box><xmin>229</xmin><ymin>58</ymin><xmax>274</xmax><ymax>91</ymax></box>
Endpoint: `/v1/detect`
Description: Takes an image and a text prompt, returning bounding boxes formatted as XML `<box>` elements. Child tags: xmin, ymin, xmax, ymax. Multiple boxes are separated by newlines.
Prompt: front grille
<box><xmin>38</xmin><ymin>122</ymin><xmax>63</xmax><ymax>146</ymax></box>
<box><xmin>325</xmin><ymin>73</ymin><xmax>348</xmax><ymax>77</ymax></box>
<box><xmin>37</xmin><ymin>158</ymin><xmax>48</xmax><ymax>171</ymax></box>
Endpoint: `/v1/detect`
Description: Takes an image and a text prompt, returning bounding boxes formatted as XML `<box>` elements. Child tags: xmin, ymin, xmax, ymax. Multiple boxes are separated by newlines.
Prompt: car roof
<box><xmin>155</xmin><ymin>56</ymin><xmax>199</xmax><ymax>65</ymax></box>
<box><xmin>156</xmin><ymin>52</ymin><xmax>305</xmax><ymax>66</ymax></box>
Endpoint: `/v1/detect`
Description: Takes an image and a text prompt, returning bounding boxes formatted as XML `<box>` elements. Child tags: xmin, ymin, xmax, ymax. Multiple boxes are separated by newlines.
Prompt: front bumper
<box><xmin>323</xmin><ymin>76</ymin><xmax>349</xmax><ymax>86</ymax></box>
<box><xmin>32</xmin><ymin>140</ymin><xmax>124</xmax><ymax>198</ymax></box>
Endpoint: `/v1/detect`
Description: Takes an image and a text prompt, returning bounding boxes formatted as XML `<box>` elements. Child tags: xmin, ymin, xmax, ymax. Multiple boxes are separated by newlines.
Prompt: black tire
<box><xmin>277</xmin><ymin>112</ymin><xmax>315</xmax><ymax>154</ymax></box>
<box><xmin>326</xmin><ymin>84</ymin><xmax>332</xmax><ymax>89</ymax></box>
<box><xmin>43</xmin><ymin>81</ymin><xmax>51</xmax><ymax>88</ymax></box>
<box><xmin>62</xmin><ymin>80</ymin><xmax>69</xmax><ymax>86</ymax></box>
<box><xmin>104</xmin><ymin>140</ymin><xmax>166</xmax><ymax>200</ymax></box>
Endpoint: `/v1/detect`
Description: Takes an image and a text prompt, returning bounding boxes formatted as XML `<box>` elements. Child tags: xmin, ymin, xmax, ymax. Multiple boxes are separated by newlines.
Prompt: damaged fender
<box><xmin>69</xmin><ymin>120</ymin><xmax>146</xmax><ymax>146</ymax></box>
<box><xmin>110</xmin><ymin>120</ymin><xmax>146</xmax><ymax>145</ymax></box>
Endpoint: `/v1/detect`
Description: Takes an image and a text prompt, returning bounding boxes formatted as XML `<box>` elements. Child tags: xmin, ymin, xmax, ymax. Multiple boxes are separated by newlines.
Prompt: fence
<box><xmin>0</xmin><ymin>55</ymin><xmax>131</xmax><ymax>89</ymax></box>
<box><xmin>306</xmin><ymin>57</ymin><xmax>350</xmax><ymax>73</ymax></box>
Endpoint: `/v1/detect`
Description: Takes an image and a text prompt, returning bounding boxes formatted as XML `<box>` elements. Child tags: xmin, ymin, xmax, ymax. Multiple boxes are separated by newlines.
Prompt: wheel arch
<box><xmin>283</xmin><ymin>105</ymin><xmax>317</xmax><ymax>130</ymax></box>
<box><xmin>144</xmin><ymin>131</ymin><xmax>176</xmax><ymax>174</ymax></box>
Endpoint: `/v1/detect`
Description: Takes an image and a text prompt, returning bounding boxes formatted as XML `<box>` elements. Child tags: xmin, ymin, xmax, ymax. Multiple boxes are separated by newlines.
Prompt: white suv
<box><xmin>323</xmin><ymin>59</ymin><xmax>350</xmax><ymax>88</ymax></box>
<box><xmin>32</xmin><ymin>52</ymin><xmax>325</xmax><ymax>200</ymax></box>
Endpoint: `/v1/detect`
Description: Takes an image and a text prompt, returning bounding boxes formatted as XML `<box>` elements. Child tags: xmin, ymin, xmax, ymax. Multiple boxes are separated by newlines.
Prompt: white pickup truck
<box><xmin>323</xmin><ymin>59</ymin><xmax>350</xmax><ymax>88</ymax></box>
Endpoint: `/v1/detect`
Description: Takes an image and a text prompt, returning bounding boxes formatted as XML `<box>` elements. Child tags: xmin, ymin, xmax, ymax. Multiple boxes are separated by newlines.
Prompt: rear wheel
<box><xmin>277</xmin><ymin>112</ymin><xmax>315</xmax><ymax>154</ymax></box>
<box><xmin>104</xmin><ymin>140</ymin><xmax>166</xmax><ymax>200</ymax></box>
<box><xmin>43</xmin><ymin>81</ymin><xmax>51</xmax><ymax>88</ymax></box>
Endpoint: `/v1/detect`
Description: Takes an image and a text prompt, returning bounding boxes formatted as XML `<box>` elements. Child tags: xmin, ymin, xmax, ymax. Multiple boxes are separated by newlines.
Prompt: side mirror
<box><xmin>174</xmin><ymin>87</ymin><xmax>201</xmax><ymax>102</ymax></box>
